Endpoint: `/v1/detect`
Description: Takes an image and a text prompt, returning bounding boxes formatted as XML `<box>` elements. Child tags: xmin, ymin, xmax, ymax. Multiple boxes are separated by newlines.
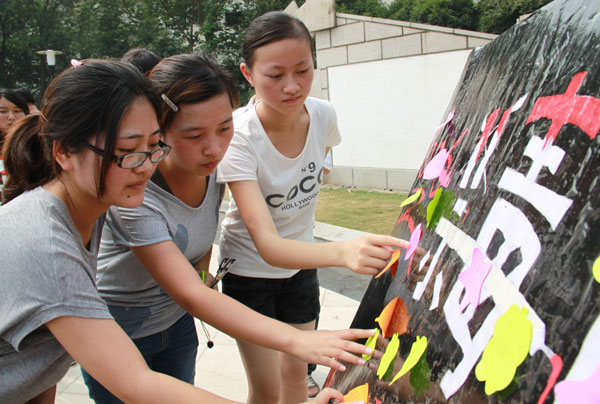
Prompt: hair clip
<box><xmin>161</xmin><ymin>93</ymin><xmax>179</xmax><ymax>112</ymax></box>
<box><xmin>71</xmin><ymin>59</ymin><xmax>83</xmax><ymax>68</ymax></box>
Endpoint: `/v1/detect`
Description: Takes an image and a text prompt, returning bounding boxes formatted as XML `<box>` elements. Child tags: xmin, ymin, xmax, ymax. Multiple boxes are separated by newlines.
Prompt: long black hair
<box><xmin>2</xmin><ymin>60</ymin><xmax>160</xmax><ymax>203</ymax></box>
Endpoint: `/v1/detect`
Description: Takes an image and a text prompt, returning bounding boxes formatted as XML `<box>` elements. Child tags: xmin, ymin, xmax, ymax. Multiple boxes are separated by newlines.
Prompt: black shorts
<box><xmin>222</xmin><ymin>269</ymin><xmax>320</xmax><ymax>324</ymax></box>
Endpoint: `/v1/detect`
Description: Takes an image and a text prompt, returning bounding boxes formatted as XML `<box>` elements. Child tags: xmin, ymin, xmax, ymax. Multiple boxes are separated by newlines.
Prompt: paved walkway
<box><xmin>56</xmin><ymin>222</ymin><xmax>365</xmax><ymax>403</ymax></box>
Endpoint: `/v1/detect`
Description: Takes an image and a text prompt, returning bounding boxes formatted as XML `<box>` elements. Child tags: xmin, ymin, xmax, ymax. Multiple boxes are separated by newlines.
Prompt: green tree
<box><xmin>411</xmin><ymin>0</ymin><xmax>479</xmax><ymax>30</ymax></box>
<box><xmin>0</xmin><ymin>0</ymin><xmax>31</xmax><ymax>88</ymax></box>
<box><xmin>0</xmin><ymin>0</ymin><xmax>74</xmax><ymax>97</ymax></box>
<box><xmin>388</xmin><ymin>0</ymin><xmax>478</xmax><ymax>30</ymax></box>
<box><xmin>0</xmin><ymin>0</ymin><xmax>306</xmax><ymax>103</ymax></box>
<box><xmin>476</xmin><ymin>0</ymin><xmax>552</xmax><ymax>34</ymax></box>
<box><xmin>336</xmin><ymin>0</ymin><xmax>390</xmax><ymax>18</ymax></box>
<box><xmin>387</xmin><ymin>0</ymin><xmax>417</xmax><ymax>21</ymax></box>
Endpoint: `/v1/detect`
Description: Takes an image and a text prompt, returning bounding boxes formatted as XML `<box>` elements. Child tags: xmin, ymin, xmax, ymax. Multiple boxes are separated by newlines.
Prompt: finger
<box><xmin>330</xmin><ymin>350</ymin><xmax>367</xmax><ymax>366</ymax></box>
<box><xmin>353</xmin><ymin>256</ymin><xmax>389</xmax><ymax>273</ymax></box>
<box><xmin>371</xmin><ymin>348</ymin><xmax>384</xmax><ymax>360</ymax></box>
<box><xmin>369</xmin><ymin>234</ymin><xmax>410</xmax><ymax>249</ymax></box>
<box><xmin>314</xmin><ymin>388</ymin><xmax>344</xmax><ymax>404</ymax></box>
<box><xmin>320</xmin><ymin>356</ymin><xmax>347</xmax><ymax>372</ymax></box>
<box><xmin>414</xmin><ymin>246</ymin><xmax>428</xmax><ymax>257</ymax></box>
<box><xmin>353</xmin><ymin>266</ymin><xmax>379</xmax><ymax>276</ymax></box>
<box><xmin>336</xmin><ymin>328</ymin><xmax>376</xmax><ymax>341</ymax></box>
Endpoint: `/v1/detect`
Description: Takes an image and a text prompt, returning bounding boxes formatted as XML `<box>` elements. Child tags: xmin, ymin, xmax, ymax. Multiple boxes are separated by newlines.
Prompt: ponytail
<box><xmin>2</xmin><ymin>114</ymin><xmax>53</xmax><ymax>204</ymax></box>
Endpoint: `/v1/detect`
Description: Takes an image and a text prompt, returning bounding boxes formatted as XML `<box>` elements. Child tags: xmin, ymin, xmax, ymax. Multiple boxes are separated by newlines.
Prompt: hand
<box><xmin>302</xmin><ymin>387</ymin><xmax>363</xmax><ymax>404</ymax></box>
<box><xmin>341</xmin><ymin>234</ymin><xmax>410</xmax><ymax>275</ymax></box>
<box><xmin>289</xmin><ymin>328</ymin><xmax>376</xmax><ymax>372</ymax></box>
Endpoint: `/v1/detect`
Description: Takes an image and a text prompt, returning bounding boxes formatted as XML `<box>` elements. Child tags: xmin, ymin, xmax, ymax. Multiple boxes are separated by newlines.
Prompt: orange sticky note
<box><xmin>343</xmin><ymin>382</ymin><xmax>368</xmax><ymax>403</ymax></box>
<box><xmin>375</xmin><ymin>248</ymin><xmax>401</xmax><ymax>279</ymax></box>
<box><xmin>375</xmin><ymin>297</ymin><xmax>409</xmax><ymax>338</ymax></box>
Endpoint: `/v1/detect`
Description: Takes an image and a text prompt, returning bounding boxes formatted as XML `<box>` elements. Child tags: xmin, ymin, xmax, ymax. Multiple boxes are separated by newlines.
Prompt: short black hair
<box><xmin>0</xmin><ymin>88</ymin><xmax>29</xmax><ymax>115</ymax></box>
<box><xmin>15</xmin><ymin>87</ymin><xmax>36</xmax><ymax>106</ymax></box>
<box><xmin>121</xmin><ymin>48</ymin><xmax>162</xmax><ymax>76</ymax></box>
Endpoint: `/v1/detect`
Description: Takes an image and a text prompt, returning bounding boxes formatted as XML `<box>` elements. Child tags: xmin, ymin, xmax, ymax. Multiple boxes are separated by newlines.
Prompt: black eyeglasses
<box><xmin>83</xmin><ymin>140</ymin><xmax>171</xmax><ymax>169</ymax></box>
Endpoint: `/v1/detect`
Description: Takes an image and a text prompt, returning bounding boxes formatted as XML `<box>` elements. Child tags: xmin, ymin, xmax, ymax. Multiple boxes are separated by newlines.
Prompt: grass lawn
<box><xmin>315</xmin><ymin>186</ymin><xmax>406</xmax><ymax>235</ymax></box>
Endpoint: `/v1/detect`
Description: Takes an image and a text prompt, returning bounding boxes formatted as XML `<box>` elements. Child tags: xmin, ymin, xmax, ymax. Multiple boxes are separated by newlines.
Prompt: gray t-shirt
<box><xmin>0</xmin><ymin>187</ymin><xmax>111</xmax><ymax>403</ymax></box>
<box><xmin>96</xmin><ymin>172</ymin><xmax>224</xmax><ymax>339</ymax></box>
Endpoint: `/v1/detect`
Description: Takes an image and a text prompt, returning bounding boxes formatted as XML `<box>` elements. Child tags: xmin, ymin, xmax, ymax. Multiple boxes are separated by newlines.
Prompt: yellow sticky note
<box><xmin>593</xmin><ymin>256</ymin><xmax>600</xmax><ymax>283</ymax></box>
<box><xmin>362</xmin><ymin>328</ymin><xmax>379</xmax><ymax>361</ymax></box>
<box><xmin>343</xmin><ymin>382</ymin><xmax>368</xmax><ymax>403</ymax></box>
<box><xmin>475</xmin><ymin>305</ymin><xmax>532</xmax><ymax>395</ymax></box>
<box><xmin>400</xmin><ymin>188</ymin><xmax>422</xmax><ymax>207</ymax></box>
<box><xmin>390</xmin><ymin>335</ymin><xmax>428</xmax><ymax>385</ymax></box>
<box><xmin>377</xmin><ymin>334</ymin><xmax>399</xmax><ymax>380</ymax></box>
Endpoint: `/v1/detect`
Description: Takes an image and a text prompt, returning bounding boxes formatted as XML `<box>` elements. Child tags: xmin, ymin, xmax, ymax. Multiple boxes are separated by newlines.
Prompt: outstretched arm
<box><xmin>131</xmin><ymin>241</ymin><xmax>374</xmax><ymax>371</ymax></box>
<box><xmin>228</xmin><ymin>180</ymin><xmax>409</xmax><ymax>275</ymax></box>
<box><xmin>47</xmin><ymin>316</ymin><xmax>241</xmax><ymax>404</ymax></box>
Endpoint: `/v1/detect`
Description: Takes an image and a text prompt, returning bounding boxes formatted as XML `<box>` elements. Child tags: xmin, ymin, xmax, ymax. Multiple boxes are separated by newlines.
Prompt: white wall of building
<box><xmin>329</xmin><ymin>49</ymin><xmax>471</xmax><ymax>170</ymax></box>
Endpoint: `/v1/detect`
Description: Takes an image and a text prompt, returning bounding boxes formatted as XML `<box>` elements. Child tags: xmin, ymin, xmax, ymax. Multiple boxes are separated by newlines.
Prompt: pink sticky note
<box><xmin>423</xmin><ymin>149</ymin><xmax>449</xmax><ymax>180</ymax></box>
<box><xmin>536</xmin><ymin>354</ymin><xmax>562</xmax><ymax>404</ymax></box>
<box><xmin>435</xmin><ymin>108</ymin><xmax>455</xmax><ymax>133</ymax></box>
<box><xmin>554</xmin><ymin>362</ymin><xmax>600</xmax><ymax>404</ymax></box>
<box><xmin>405</xmin><ymin>224</ymin><xmax>422</xmax><ymax>261</ymax></box>
<box><xmin>458</xmin><ymin>248</ymin><xmax>492</xmax><ymax>312</ymax></box>
<box><xmin>438</xmin><ymin>168</ymin><xmax>451</xmax><ymax>187</ymax></box>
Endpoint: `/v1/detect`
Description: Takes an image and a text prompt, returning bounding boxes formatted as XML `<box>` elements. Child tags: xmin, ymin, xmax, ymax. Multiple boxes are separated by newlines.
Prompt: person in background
<box><xmin>218</xmin><ymin>11</ymin><xmax>411</xmax><ymax>404</ymax></box>
<box><xmin>0</xmin><ymin>88</ymin><xmax>29</xmax><ymax>195</ymax></box>
<box><xmin>79</xmin><ymin>53</ymin><xmax>374</xmax><ymax>404</ymax></box>
<box><xmin>120</xmin><ymin>47</ymin><xmax>161</xmax><ymax>77</ymax></box>
<box><xmin>0</xmin><ymin>88</ymin><xmax>28</xmax><ymax>139</ymax></box>
<box><xmin>16</xmin><ymin>87</ymin><xmax>39</xmax><ymax>113</ymax></box>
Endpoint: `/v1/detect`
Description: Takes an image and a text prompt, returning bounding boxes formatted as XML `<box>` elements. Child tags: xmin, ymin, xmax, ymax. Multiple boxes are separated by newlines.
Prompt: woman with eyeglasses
<box><xmin>79</xmin><ymin>53</ymin><xmax>372</xmax><ymax>404</ymax></box>
<box><xmin>0</xmin><ymin>60</ymin><xmax>283</xmax><ymax>404</ymax></box>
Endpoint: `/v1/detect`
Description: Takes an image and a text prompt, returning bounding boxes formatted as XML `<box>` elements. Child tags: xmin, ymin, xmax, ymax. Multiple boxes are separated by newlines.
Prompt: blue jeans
<box><xmin>81</xmin><ymin>313</ymin><xmax>198</xmax><ymax>403</ymax></box>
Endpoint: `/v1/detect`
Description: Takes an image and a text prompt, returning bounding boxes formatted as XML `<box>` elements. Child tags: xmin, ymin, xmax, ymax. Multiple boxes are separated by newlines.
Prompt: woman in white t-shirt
<box><xmin>217</xmin><ymin>11</ymin><xmax>411</xmax><ymax>404</ymax></box>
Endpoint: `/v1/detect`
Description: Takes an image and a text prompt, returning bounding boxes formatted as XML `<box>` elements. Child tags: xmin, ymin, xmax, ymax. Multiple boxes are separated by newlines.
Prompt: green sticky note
<box><xmin>426</xmin><ymin>188</ymin><xmax>455</xmax><ymax>229</ymax></box>
<box><xmin>409</xmin><ymin>347</ymin><xmax>430</xmax><ymax>396</ymax></box>
<box><xmin>383</xmin><ymin>356</ymin><xmax>396</xmax><ymax>381</ymax></box>
<box><xmin>390</xmin><ymin>335</ymin><xmax>428</xmax><ymax>385</ymax></box>
<box><xmin>426</xmin><ymin>188</ymin><xmax>442</xmax><ymax>228</ymax></box>
<box><xmin>362</xmin><ymin>328</ymin><xmax>380</xmax><ymax>361</ymax></box>
<box><xmin>475</xmin><ymin>305</ymin><xmax>532</xmax><ymax>395</ymax></box>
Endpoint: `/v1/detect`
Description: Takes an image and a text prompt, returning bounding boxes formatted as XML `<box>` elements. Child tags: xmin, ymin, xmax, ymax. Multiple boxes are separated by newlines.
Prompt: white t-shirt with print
<box><xmin>217</xmin><ymin>97</ymin><xmax>341</xmax><ymax>279</ymax></box>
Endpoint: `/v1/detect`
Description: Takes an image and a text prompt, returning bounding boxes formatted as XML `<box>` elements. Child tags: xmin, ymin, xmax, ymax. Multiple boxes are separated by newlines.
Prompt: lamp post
<box><xmin>37</xmin><ymin>49</ymin><xmax>63</xmax><ymax>95</ymax></box>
